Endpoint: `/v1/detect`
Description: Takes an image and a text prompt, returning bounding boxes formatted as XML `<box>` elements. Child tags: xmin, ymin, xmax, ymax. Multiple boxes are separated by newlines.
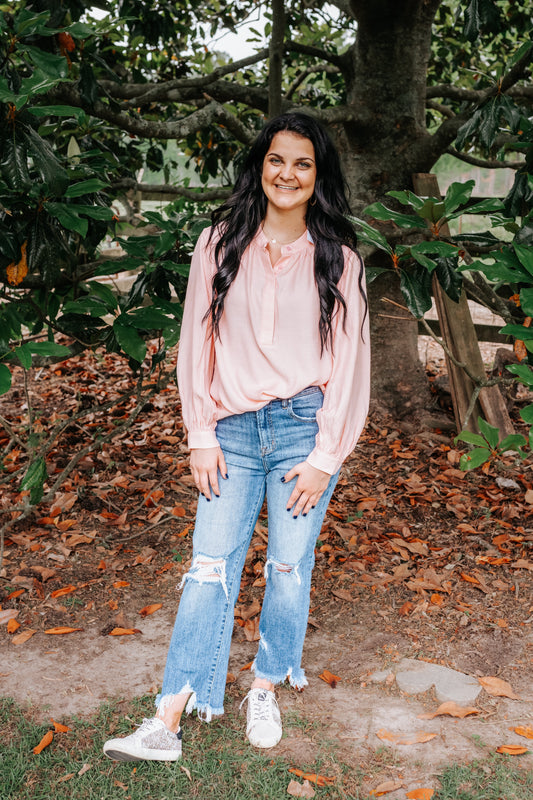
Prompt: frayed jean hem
<box><xmin>155</xmin><ymin>689</ymin><xmax>224</xmax><ymax>723</ymax></box>
<box><xmin>252</xmin><ymin>661</ymin><xmax>308</xmax><ymax>691</ymax></box>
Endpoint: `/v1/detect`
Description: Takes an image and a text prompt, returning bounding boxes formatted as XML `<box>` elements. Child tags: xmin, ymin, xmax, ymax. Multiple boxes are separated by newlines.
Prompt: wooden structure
<box><xmin>412</xmin><ymin>173</ymin><xmax>514</xmax><ymax>436</ymax></box>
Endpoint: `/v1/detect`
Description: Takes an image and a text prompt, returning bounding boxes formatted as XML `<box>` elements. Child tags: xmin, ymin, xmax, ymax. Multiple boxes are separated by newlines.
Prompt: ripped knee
<box><xmin>180</xmin><ymin>554</ymin><xmax>228</xmax><ymax>598</ymax></box>
<box><xmin>264</xmin><ymin>558</ymin><xmax>301</xmax><ymax>585</ymax></box>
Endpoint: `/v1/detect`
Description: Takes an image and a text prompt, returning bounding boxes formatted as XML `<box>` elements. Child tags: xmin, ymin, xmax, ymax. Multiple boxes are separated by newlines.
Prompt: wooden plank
<box><xmin>419</xmin><ymin>319</ymin><xmax>509</xmax><ymax>345</ymax></box>
<box><xmin>412</xmin><ymin>173</ymin><xmax>514</xmax><ymax>436</ymax></box>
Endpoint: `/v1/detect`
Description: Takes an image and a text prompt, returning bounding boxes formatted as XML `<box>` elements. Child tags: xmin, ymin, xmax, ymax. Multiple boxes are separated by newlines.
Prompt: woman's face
<box><xmin>261</xmin><ymin>131</ymin><xmax>316</xmax><ymax>216</ymax></box>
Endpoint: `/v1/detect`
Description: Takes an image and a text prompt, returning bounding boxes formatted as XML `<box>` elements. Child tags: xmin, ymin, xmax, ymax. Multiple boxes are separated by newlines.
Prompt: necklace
<box><xmin>262</xmin><ymin>225</ymin><xmax>305</xmax><ymax>245</ymax></box>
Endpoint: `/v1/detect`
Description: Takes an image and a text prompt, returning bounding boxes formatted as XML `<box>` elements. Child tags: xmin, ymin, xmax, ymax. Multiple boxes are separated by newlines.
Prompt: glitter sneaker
<box><xmin>241</xmin><ymin>688</ymin><xmax>282</xmax><ymax>748</ymax></box>
<box><xmin>103</xmin><ymin>717</ymin><xmax>182</xmax><ymax>761</ymax></box>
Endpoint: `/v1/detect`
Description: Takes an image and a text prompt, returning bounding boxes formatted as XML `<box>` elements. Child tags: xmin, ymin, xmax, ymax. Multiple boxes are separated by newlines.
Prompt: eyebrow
<box><xmin>267</xmin><ymin>151</ymin><xmax>315</xmax><ymax>162</ymax></box>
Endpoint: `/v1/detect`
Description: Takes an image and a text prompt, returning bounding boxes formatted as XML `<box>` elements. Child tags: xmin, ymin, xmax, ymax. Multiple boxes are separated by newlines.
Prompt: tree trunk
<box><xmin>337</xmin><ymin>0</ymin><xmax>442</xmax><ymax>413</ymax></box>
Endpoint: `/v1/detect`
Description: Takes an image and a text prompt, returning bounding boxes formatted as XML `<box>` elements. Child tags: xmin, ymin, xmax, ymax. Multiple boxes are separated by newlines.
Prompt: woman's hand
<box><xmin>190</xmin><ymin>447</ymin><xmax>227</xmax><ymax>501</ymax></box>
<box><xmin>283</xmin><ymin>461</ymin><xmax>331</xmax><ymax>517</ymax></box>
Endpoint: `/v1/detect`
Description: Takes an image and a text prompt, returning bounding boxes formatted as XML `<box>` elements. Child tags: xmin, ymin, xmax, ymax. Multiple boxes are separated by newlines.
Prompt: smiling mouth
<box><xmin>275</xmin><ymin>184</ymin><xmax>298</xmax><ymax>190</ymax></box>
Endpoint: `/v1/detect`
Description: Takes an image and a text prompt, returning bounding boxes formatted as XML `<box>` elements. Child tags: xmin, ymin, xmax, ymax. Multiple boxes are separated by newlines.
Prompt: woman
<box><xmin>103</xmin><ymin>111</ymin><xmax>370</xmax><ymax>761</ymax></box>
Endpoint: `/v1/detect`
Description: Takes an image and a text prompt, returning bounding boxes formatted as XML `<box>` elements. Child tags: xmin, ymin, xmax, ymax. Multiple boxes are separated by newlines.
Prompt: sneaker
<box><xmin>103</xmin><ymin>717</ymin><xmax>182</xmax><ymax>761</ymax></box>
<box><xmin>242</xmin><ymin>688</ymin><xmax>282</xmax><ymax>748</ymax></box>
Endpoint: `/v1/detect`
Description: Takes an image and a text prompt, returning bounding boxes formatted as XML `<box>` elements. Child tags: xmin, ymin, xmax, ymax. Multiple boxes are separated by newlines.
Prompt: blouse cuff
<box><xmin>306</xmin><ymin>448</ymin><xmax>342</xmax><ymax>476</ymax></box>
<box><xmin>187</xmin><ymin>429</ymin><xmax>219</xmax><ymax>449</ymax></box>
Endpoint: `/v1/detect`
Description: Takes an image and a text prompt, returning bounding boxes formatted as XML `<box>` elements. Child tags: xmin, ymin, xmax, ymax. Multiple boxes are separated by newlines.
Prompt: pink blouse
<box><xmin>176</xmin><ymin>225</ymin><xmax>370</xmax><ymax>474</ymax></box>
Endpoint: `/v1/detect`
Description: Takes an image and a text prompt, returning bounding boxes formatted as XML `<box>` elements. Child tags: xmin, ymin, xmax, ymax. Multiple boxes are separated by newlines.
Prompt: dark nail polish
<box><xmin>224</xmin><ymin>474</ymin><xmax>228</xmax><ymax>479</ymax></box>
<box><xmin>280</xmin><ymin>477</ymin><xmax>285</xmax><ymax>483</ymax></box>
<box><xmin>286</xmin><ymin>508</ymin><xmax>291</xmax><ymax>513</ymax></box>
<box><xmin>293</xmin><ymin>514</ymin><xmax>298</xmax><ymax>519</ymax></box>
<box><xmin>311</xmin><ymin>505</ymin><xmax>316</xmax><ymax>509</ymax></box>
<box><xmin>303</xmin><ymin>513</ymin><xmax>307</xmax><ymax>517</ymax></box>
<box><xmin>206</xmin><ymin>497</ymin><xmax>211</xmax><ymax>502</ymax></box>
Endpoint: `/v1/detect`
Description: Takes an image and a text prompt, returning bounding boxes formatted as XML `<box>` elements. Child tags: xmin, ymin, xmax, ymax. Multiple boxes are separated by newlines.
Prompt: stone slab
<box><xmin>395</xmin><ymin>658</ymin><xmax>482</xmax><ymax>705</ymax></box>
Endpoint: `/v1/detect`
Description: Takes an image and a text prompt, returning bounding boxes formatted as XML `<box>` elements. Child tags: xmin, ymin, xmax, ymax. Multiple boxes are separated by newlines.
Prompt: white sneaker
<box><xmin>103</xmin><ymin>717</ymin><xmax>182</xmax><ymax>761</ymax></box>
<box><xmin>242</xmin><ymin>688</ymin><xmax>282</xmax><ymax>748</ymax></box>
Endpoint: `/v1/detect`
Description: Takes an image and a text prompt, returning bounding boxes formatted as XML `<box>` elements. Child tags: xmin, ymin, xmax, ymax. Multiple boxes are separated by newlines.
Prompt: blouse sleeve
<box><xmin>306</xmin><ymin>249</ymin><xmax>370</xmax><ymax>475</ymax></box>
<box><xmin>176</xmin><ymin>226</ymin><xmax>220</xmax><ymax>449</ymax></box>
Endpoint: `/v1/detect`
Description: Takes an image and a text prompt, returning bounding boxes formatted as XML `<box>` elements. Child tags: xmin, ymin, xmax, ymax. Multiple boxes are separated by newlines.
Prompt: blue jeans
<box><xmin>155</xmin><ymin>387</ymin><xmax>339</xmax><ymax>721</ymax></box>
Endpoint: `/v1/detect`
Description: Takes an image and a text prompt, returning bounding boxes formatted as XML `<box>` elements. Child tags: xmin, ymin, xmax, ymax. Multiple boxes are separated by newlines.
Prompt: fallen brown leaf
<box><xmin>511</xmin><ymin>726</ymin><xmax>533</xmax><ymax>739</ymax></box>
<box><xmin>138</xmin><ymin>603</ymin><xmax>163</xmax><ymax>617</ymax></box>
<box><xmin>287</xmin><ymin>779</ymin><xmax>316</xmax><ymax>798</ymax></box>
<box><xmin>496</xmin><ymin>745</ymin><xmax>529</xmax><ymax>755</ymax></box>
<box><xmin>51</xmin><ymin>719</ymin><xmax>71</xmax><ymax>733</ymax></box>
<box><xmin>7</xmin><ymin>618</ymin><xmax>21</xmax><ymax>634</ymax></box>
<box><xmin>318</xmin><ymin>669</ymin><xmax>341</xmax><ymax>688</ymax></box>
<box><xmin>0</xmin><ymin>609</ymin><xmax>19</xmax><ymax>625</ymax></box>
<box><xmin>50</xmin><ymin>585</ymin><xmax>77</xmax><ymax>599</ymax></box>
<box><xmin>331</xmin><ymin>589</ymin><xmax>353</xmax><ymax>602</ymax></box>
<box><xmin>108</xmin><ymin>627</ymin><xmax>142</xmax><ymax>636</ymax></box>
<box><xmin>113</xmin><ymin>580</ymin><xmax>130</xmax><ymax>588</ymax></box>
<box><xmin>406</xmin><ymin>790</ymin><xmax>434</xmax><ymax>800</ymax></box>
<box><xmin>44</xmin><ymin>627</ymin><xmax>84</xmax><ymax>635</ymax></box>
<box><xmin>12</xmin><ymin>629</ymin><xmax>36</xmax><ymax>645</ymax></box>
<box><xmin>418</xmin><ymin>702</ymin><xmax>479</xmax><ymax>720</ymax></box>
<box><xmin>478</xmin><ymin>676</ymin><xmax>520</xmax><ymax>699</ymax></box>
<box><xmin>33</xmin><ymin>730</ymin><xmax>53</xmax><ymax>754</ymax></box>
<box><xmin>370</xmin><ymin>780</ymin><xmax>404</xmax><ymax>796</ymax></box>
<box><xmin>376</xmin><ymin>729</ymin><xmax>437</xmax><ymax>745</ymax></box>
<box><xmin>288</xmin><ymin>769</ymin><xmax>335</xmax><ymax>786</ymax></box>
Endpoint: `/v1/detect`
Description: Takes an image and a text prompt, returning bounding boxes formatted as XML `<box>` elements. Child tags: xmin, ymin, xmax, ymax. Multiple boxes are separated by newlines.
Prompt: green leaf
<box><xmin>0</xmin><ymin>135</ymin><xmax>31</xmax><ymax>191</ymax></box>
<box><xmin>386</xmin><ymin>190</ymin><xmax>426</xmax><ymax>211</ymax></box>
<box><xmin>0</xmin><ymin>363</ymin><xmax>12</xmax><ymax>395</ymax></box>
<box><xmin>433</xmin><ymin>256</ymin><xmax>462</xmax><ymax>302</ymax></box>
<box><xmin>365</xmin><ymin>267</ymin><xmax>389</xmax><ymax>283</ymax></box>
<box><xmin>443</xmin><ymin>180</ymin><xmax>475</xmax><ymax>215</ymax></box>
<box><xmin>63</xmin><ymin>299</ymin><xmax>110</xmax><ymax>317</ymax></box>
<box><xmin>44</xmin><ymin>202</ymin><xmax>88</xmax><ymax>237</ymax></box>
<box><xmin>15</xmin><ymin>344</ymin><xmax>32</xmax><ymax>370</ymax></box>
<box><xmin>21</xmin><ymin>456</ymin><xmax>48</xmax><ymax>504</ymax></box>
<box><xmin>478</xmin><ymin>417</ymin><xmax>499</xmax><ymax>449</ymax></box>
<box><xmin>29</xmin><ymin>341</ymin><xmax>71</xmax><ymax>357</ymax></box>
<box><xmin>399</xmin><ymin>265</ymin><xmax>432</xmax><ymax>318</ymax></box>
<box><xmin>15</xmin><ymin>9</ymin><xmax>52</xmax><ymax>36</ymax></box>
<box><xmin>22</xmin><ymin>124</ymin><xmax>69</xmax><ymax>194</ymax></box>
<box><xmin>463</xmin><ymin>0</ymin><xmax>481</xmax><ymax>41</ymax></box>
<box><xmin>79</xmin><ymin>61</ymin><xmax>99</xmax><ymax>108</ymax></box>
<box><xmin>459</xmin><ymin>447</ymin><xmax>491</xmax><ymax>471</ymax></box>
<box><xmin>519</xmin><ymin>288</ymin><xmax>533</xmax><ymax>316</ymax></box>
<box><xmin>24</xmin><ymin>46</ymin><xmax>69</xmax><ymax>79</ymax></box>
<box><xmin>514</xmin><ymin>244</ymin><xmax>533</xmax><ymax>278</ymax></box>
<box><xmin>124</xmin><ymin>306</ymin><xmax>173</xmax><ymax>329</ymax></box>
<box><xmin>113</xmin><ymin>321</ymin><xmax>146</xmax><ymax>363</ymax></box>
<box><xmin>363</xmin><ymin>203</ymin><xmax>427</xmax><ymax>229</ymax></box>
<box><xmin>520</xmin><ymin>404</ymin><xmax>533</xmax><ymax>424</ymax></box>
<box><xmin>64</xmin><ymin>179</ymin><xmax>109</xmax><ymax>198</ymax></box>
<box><xmin>27</xmin><ymin>105</ymin><xmax>87</xmax><ymax>123</ymax></box>
<box><xmin>499</xmin><ymin>434</ymin><xmax>527</xmax><ymax>454</ymax></box>
<box><xmin>499</xmin><ymin>324</ymin><xmax>533</xmax><ymax>340</ymax></box>
<box><xmin>455</xmin><ymin>430</ymin><xmax>488</xmax><ymax>448</ymax></box>
<box><xmin>506</xmin><ymin>363</ymin><xmax>533</xmax><ymax>387</ymax></box>
<box><xmin>87</xmin><ymin>281</ymin><xmax>118</xmax><ymax>310</ymax></box>
<box><xmin>417</xmin><ymin>199</ymin><xmax>446</xmax><ymax>224</ymax></box>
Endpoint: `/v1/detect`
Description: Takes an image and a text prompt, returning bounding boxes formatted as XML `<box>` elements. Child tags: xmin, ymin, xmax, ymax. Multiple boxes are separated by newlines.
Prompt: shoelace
<box><xmin>240</xmin><ymin>689</ymin><xmax>275</xmax><ymax>721</ymax></box>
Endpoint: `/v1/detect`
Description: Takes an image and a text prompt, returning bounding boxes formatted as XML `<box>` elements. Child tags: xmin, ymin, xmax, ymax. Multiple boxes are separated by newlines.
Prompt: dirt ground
<box><xmin>1</xmin><ymin>337</ymin><xmax>533</xmax><ymax>797</ymax></box>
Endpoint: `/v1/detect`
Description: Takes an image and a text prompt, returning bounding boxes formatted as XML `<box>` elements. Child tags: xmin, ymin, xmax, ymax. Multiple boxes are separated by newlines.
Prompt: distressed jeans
<box><xmin>155</xmin><ymin>387</ymin><xmax>339</xmax><ymax>721</ymax></box>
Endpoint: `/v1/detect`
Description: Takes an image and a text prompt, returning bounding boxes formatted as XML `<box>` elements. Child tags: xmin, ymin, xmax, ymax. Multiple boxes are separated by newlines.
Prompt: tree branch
<box><xmin>111</xmin><ymin>179</ymin><xmax>232</xmax><ymax>201</ymax></box>
<box><xmin>446</xmin><ymin>146</ymin><xmax>523</xmax><ymax>170</ymax></box>
<box><xmin>48</xmin><ymin>85</ymin><xmax>256</xmax><ymax>143</ymax></box>
<box><xmin>427</xmin><ymin>46</ymin><xmax>533</xmax><ymax>105</ymax></box>
<box><xmin>426</xmin><ymin>99</ymin><xmax>455</xmax><ymax>118</ymax></box>
<box><xmin>286</xmin><ymin>40</ymin><xmax>344</xmax><ymax>68</ymax></box>
<box><xmin>269</xmin><ymin>0</ymin><xmax>285</xmax><ymax>118</ymax></box>
<box><xmin>286</xmin><ymin>63</ymin><xmax>340</xmax><ymax>100</ymax></box>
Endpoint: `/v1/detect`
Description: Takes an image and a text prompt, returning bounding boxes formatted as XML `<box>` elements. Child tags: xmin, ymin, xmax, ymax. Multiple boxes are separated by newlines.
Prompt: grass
<box><xmin>434</xmin><ymin>757</ymin><xmax>533</xmax><ymax>800</ymax></box>
<box><xmin>0</xmin><ymin>695</ymin><xmax>366</xmax><ymax>800</ymax></box>
<box><xmin>2</xmin><ymin>695</ymin><xmax>532</xmax><ymax>800</ymax></box>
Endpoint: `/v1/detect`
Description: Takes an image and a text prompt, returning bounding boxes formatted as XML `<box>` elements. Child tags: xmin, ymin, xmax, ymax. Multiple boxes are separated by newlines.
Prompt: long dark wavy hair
<box><xmin>207</xmin><ymin>112</ymin><xmax>367</xmax><ymax>352</ymax></box>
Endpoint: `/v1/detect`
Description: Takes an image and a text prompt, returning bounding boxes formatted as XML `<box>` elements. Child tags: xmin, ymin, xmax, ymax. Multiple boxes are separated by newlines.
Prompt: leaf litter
<box><xmin>1</xmin><ymin>347</ymin><xmax>533</xmax><ymax>792</ymax></box>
